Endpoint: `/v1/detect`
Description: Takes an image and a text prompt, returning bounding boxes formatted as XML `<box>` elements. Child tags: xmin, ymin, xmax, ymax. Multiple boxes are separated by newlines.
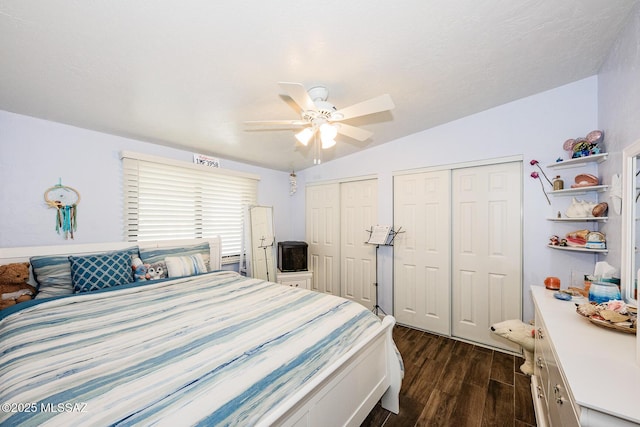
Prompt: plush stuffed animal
<box><xmin>133</xmin><ymin>263</ymin><xmax>150</xmax><ymax>281</ymax></box>
<box><xmin>490</xmin><ymin>319</ymin><xmax>535</xmax><ymax>375</ymax></box>
<box><xmin>0</xmin><ymin>262</ymin><xmax>36</xmax><ymax>310</ymax></box>
<box><xmin>147</xmin><ymin>262</ymin><xmax>167</xmax><ymax>280</ymax></box>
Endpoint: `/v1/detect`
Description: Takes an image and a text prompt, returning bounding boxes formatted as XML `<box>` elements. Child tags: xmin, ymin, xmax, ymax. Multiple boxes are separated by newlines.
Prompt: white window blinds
<box><xmin>121</xmin><ymin>152</ymin><xmax>259</xmax><ymax>257</ymax></box>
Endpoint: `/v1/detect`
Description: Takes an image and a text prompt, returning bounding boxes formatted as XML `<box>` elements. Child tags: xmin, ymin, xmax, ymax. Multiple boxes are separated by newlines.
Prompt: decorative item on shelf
<box><xmin>585</xmin><ymin>231</ymin><xmax>606</xmax><ymax>249</ymax></box>
<box><xmin>562</xmin><ymin>130</ymin><xmax>604</xmax><ymax>159</ymax></box>
<box><xmin>571</xmin><ymin>173</ymin><xmax>599</xmax><ymax>188</ymax></box>
<box><xmin>565</xmin><ymin>197</ymin><xmax>597</xmax><ymax>218</ymax></box>
<box><xmin>592</xmin><ymin>202</ymin><xmax>608</xmax><ymax>217</ymax></box>
<box><xmin>289</xmin><ymin>170</ymin><xmax>297</xmax><ymax>195</ymax></box>
<box><xmin>549</xmin><ymin>235</ymin><xmax>569</xmax><ymax>246</ymax></box>
<box><xmin>44</xmin><ymin>179</ymin><xmax>80</xmax><ymax>240</ymax></box>
<box><xmin>552</xmin><ymin>175</ymin><xmax>564</xmax><ymax>190</ymax></box>
<box><xmin>565</xmin><ymin>229</ymin><xmax>590</xmax><ymax>247</ymax></box>
<box><xmin>529</xmin><ymin>160</ymin><xmax>552</xmax><ymax>185</ymax></box>
<box><xmin>529</xmin><ymin>159</ymin><xmax>552</xmax><ymax>205</ymax></box>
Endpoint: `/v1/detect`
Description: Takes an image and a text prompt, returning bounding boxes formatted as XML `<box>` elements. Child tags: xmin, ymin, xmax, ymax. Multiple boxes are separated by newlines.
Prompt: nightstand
<box><xmin>276</xmin><ymin>270</ymin><xmax>312</xmax><ymax>290</ymax></box>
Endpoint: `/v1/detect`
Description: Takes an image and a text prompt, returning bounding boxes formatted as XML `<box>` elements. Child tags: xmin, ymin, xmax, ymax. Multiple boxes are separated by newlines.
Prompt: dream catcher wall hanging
<box><xmin>44</xmin><ymin>180</ymin><xmax>80</xmax><ymax>239</ymax></box>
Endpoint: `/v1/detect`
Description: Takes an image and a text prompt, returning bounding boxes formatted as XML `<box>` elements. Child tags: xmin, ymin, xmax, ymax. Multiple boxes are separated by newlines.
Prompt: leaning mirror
<box><xmin>247</xmin><ymin>205</ymin><xmax>277</xmax><ymax>282</ymax></box>
<box><xmin>621</xmin><ymin>139</ymin><xmax>640</xmax><ymax>305</ymax></box>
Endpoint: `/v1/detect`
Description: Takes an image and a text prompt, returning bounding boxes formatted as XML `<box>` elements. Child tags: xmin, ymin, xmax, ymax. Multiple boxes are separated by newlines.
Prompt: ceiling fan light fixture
<box><xmin>295</xmin><ymin>127</ymin><xmax>314</xmax><ymax>146</ymax></box>
<box><xmin>249</xmin><ymin>82</ymin><xmax>395</xmax><ymax>163</ymax></box>
<box><xmin>320</xmin><ymin>123</ymin><xmax>337</xmax><ymax>149</ymax></box>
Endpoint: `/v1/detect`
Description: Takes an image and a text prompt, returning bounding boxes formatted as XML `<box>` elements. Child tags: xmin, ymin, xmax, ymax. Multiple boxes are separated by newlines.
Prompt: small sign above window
<box><xmin>193</xmin><ymin>154</ymin><xmax>220</xmax><ymax>168</ymax></box>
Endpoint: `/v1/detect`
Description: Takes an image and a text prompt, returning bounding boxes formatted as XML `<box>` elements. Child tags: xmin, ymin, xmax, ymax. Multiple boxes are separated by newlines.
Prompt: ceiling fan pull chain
<box><xmin>314</xmin><ymin>133</ymin><xmax>321</xmax><ymax>164</ymax></box>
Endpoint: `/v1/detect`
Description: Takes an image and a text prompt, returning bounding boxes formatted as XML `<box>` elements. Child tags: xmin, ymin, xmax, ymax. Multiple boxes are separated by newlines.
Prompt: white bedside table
<box><xmin>276</xmin><ymin>270</ymin><xmax>312</xmax><ymax>290</ymax></box>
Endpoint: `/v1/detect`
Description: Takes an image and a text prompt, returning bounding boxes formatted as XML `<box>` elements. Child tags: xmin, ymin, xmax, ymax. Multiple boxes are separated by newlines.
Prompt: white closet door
<box><xmin>340</xmin><ymin>179</ymin><xmax>377</xmax><ymax>310</ymax></box>
<box><xmin>394</xmin><ymin>170</ymin><xmax>451</xmax><ymax>335</ymax></box>
<box><xmin>306</xmin><ymin>184</ymin><xmax>341</xmax><ymax>295</ymax></box>
<box><xmin>452</xmin><ymin>161</ymin><xmax>522</xmax><ymax>351</ymax></box>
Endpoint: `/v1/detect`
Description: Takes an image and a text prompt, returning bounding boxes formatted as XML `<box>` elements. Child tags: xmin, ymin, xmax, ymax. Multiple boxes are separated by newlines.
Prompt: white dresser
<box><xmin>276</xmin><ymin>270</ymin><xmax>312</xmax><ymax>290</ymax></box>
<box><xmin>531</xmin><ymin>286</ymin><xmax>640</xmax><ymax>426</ymax></box>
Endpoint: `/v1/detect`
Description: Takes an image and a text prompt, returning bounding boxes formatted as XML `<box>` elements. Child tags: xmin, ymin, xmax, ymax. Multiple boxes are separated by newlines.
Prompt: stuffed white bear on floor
<box><xmin>490</xmin><ymin>319</ymin><xmax>535</xmax><ymax>375</ymax></box>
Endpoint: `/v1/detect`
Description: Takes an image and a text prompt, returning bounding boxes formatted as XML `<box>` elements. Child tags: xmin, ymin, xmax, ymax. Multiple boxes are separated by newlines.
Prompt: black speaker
<box><xmin>277</xmin><ymin>241</ymin><xmax>308</xmax><ymax>272</ymax></box>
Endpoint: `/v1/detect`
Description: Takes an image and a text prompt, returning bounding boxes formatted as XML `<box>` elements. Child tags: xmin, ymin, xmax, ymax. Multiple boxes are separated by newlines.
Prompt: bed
<box><xmin>0</xmin><ymin>238</ymin><xmax>402</xmax><ymax>426</ymax></box>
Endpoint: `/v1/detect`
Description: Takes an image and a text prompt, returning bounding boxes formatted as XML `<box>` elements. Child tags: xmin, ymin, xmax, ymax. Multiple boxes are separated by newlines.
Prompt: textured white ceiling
<box><xmin>0</xmin><ymin>0</ymin><xmax>637</xmax><ymax>171</ymax></box>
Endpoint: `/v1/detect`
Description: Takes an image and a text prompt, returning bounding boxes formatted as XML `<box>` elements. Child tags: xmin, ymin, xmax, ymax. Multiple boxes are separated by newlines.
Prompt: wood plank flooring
<box><xmin>362</xmin><ymin>325</ymin><xmax>537</xmax><ymax>427</ymax></box>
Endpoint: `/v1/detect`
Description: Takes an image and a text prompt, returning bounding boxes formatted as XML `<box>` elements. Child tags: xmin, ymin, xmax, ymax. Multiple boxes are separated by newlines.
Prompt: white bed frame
<box><xmin>0</xmin><ymin>238</ymin><xmax>401</xmax><ymax>426</ymax></box>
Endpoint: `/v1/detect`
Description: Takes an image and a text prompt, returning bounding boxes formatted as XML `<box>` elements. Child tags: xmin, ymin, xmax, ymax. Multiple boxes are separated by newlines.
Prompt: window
<box><xmin>121</xmin><ymin>151</ymin><xmax>259</xmax><ymax>259</ymax></box>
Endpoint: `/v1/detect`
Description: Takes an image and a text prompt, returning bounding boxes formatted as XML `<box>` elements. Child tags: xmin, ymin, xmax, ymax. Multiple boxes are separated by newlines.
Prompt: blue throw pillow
<box><xmin>69</xmin><ymin>250</ymin><xmax>134</xmax><ymax>293</ymax></box>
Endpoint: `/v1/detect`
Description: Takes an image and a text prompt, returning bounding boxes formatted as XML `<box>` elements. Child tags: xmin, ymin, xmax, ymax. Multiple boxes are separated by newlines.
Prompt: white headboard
<box><xmin>0</xmin><ymin>237</ymin><xmax>222</xmax><ymax>285</ymax></box>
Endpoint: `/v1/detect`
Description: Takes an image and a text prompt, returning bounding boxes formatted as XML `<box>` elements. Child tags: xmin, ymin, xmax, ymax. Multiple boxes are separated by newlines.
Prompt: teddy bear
<box><xmin>0</xmin><ymin>262</ymin><xmax>37</xmax><ymax>310</ymax></box>
<box><xmin>490</xmin><ymin>319</ymin><xmax>535</xmax><ymax>375</ymax></box>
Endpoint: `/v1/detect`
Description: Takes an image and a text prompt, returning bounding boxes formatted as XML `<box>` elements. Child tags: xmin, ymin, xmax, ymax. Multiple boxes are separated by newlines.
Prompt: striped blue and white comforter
<box><xmin>0</xmin><ymin>271</ymin><xmax>384</xmax><ymax>426</ymax></box>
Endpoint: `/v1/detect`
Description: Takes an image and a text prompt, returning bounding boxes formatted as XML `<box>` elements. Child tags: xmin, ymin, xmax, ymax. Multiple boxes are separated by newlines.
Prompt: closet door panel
<box><xmin>340</xmin><ymin>179</ymin><xmax>377</xmax><ymax>309</ymax></box>
<box><xmin>452</xmin><ymin>162</ymin><xmax>522</xmax><ymax>351</ymax></box>
<box><xmin>394</xmin><ymin>171</ymin><xmax>451</xmax><ymax>335</ymax></box>
<box><xmin>306</xmin><ymin>184</ymin><xmax>340</xmax><ymax>295</ymax></box>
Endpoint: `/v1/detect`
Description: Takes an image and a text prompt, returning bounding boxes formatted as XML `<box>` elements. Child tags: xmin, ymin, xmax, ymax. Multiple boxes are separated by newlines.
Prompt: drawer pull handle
<box><xmin>536</xmin><ymin>357</ymin><xmax>544</xmax><ymax>368</ymax></box>
<box><xmin>537</xmin><ymin>328</ymin><xmax>544</xmax><ymax>339</ymax></box>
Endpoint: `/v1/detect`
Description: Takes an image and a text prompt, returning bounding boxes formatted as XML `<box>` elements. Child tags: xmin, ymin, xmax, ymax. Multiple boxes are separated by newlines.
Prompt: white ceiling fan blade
<box><xmin>334</xmin><ymin>123</ymin><xmax>373</xmax><ymax>141</ymax></box>
<box><xmin>278</xmin><ymin>82</ymin><xmax>316</xmax><ymax>112</ymax></box>
<box><xmin>332</xmin><ymin>94</ymin><xmax>394</xmax><ymax>121</ymax></box>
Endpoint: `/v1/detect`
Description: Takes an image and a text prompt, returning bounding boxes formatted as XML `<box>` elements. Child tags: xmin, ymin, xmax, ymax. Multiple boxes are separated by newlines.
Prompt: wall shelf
<box><xmin>547</xmin><ymin>244</ymin><xmax>608</xmax><ymax>254</ymax></box>
<box><xmin>546</xmin><ymin>216</ymin><xmax>608</xmax><ymax>222</ymax></box>
<box><xmin>548</xmin><ymin>185</ymin><xmax>609</xmax><ymax>196</ymax></box>
<box><xmin>546</xmin><ymin>153</ymin><xmax>608</xmax><ymax>169</ymax></box>
<box><xmin>544</xmin><ymin>151</ymin><xmax>609</xmax><ymax>255</ymax></box>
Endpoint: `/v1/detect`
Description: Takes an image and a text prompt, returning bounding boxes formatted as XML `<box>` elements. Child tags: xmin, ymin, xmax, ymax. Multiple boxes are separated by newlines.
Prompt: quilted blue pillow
<box><xmin>69</xmin><ymin>250</ymin><xmax>134</xmax><ymax>293</ymax></box>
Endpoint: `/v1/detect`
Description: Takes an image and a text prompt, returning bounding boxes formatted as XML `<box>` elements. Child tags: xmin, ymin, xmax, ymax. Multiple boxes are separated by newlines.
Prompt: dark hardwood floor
<box><xmin>362</xmin><ymin>325</ymin><xmax>537</xmax><ymax>427</ymax></box>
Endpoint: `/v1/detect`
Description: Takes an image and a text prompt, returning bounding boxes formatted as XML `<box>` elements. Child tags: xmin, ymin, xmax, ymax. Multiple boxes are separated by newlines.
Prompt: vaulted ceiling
<box><xmin>1</xmin><ymin>1</ymin><xmax>637</xmax><ymax>171</ymax></box>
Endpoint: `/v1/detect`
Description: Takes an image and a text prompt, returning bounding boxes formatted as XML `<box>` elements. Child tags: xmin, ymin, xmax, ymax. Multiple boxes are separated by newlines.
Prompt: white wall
<box><xmin>598</xmin><ymin>2</ymin><xmax>640</xmax><ymax>271</ymax></box>
<box><xmin>0</xmin><ymin>111</ymin><xmax>295</xmax><ymax>248</ymax></box>
<box><xmin>298</xmin><ymin>77</ymin><xmax>599</xmax><ymax>322</ymax></box>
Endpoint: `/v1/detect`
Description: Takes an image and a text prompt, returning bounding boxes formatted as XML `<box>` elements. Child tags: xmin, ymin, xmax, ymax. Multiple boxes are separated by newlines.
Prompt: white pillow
<box><xmin>165</xmin><ymin>253</ymin><xmax>208</xmax><ymax>278</ymax></box>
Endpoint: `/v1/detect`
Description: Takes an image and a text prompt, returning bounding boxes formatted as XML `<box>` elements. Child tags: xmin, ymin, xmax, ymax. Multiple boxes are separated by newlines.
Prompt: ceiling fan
<box><xmin>245</xmin><ymin>82</ymin><xmax>394</xmax><ymax>163</ymax></box>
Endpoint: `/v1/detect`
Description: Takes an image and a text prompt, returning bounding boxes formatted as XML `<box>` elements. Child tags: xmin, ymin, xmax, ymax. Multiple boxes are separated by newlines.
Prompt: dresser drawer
<box><xmin>280</xmin><ymin>278</ymin><xmax>307</xmax><ymax>288</ymax></box>
<box><xmin>530</xmin><ymin>374</ymin><xmax>549</xmax><ymax>427</ymax></box>
<box><xmin>546</xmin><ymin>357</ymin><xmax>580</xmax><ymax>427</ymax></box>
<box><xmin>276</xmin><ymin>270</ymin><xmax>312</xmax><ymax>290</ymax></box>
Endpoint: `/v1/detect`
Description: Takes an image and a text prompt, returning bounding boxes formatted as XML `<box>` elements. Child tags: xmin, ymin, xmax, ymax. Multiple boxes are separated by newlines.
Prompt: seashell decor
<box><xmin>565</xmin><ymin>197</ymin><xmax>597</xmax><ymax>218</ymax></box>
